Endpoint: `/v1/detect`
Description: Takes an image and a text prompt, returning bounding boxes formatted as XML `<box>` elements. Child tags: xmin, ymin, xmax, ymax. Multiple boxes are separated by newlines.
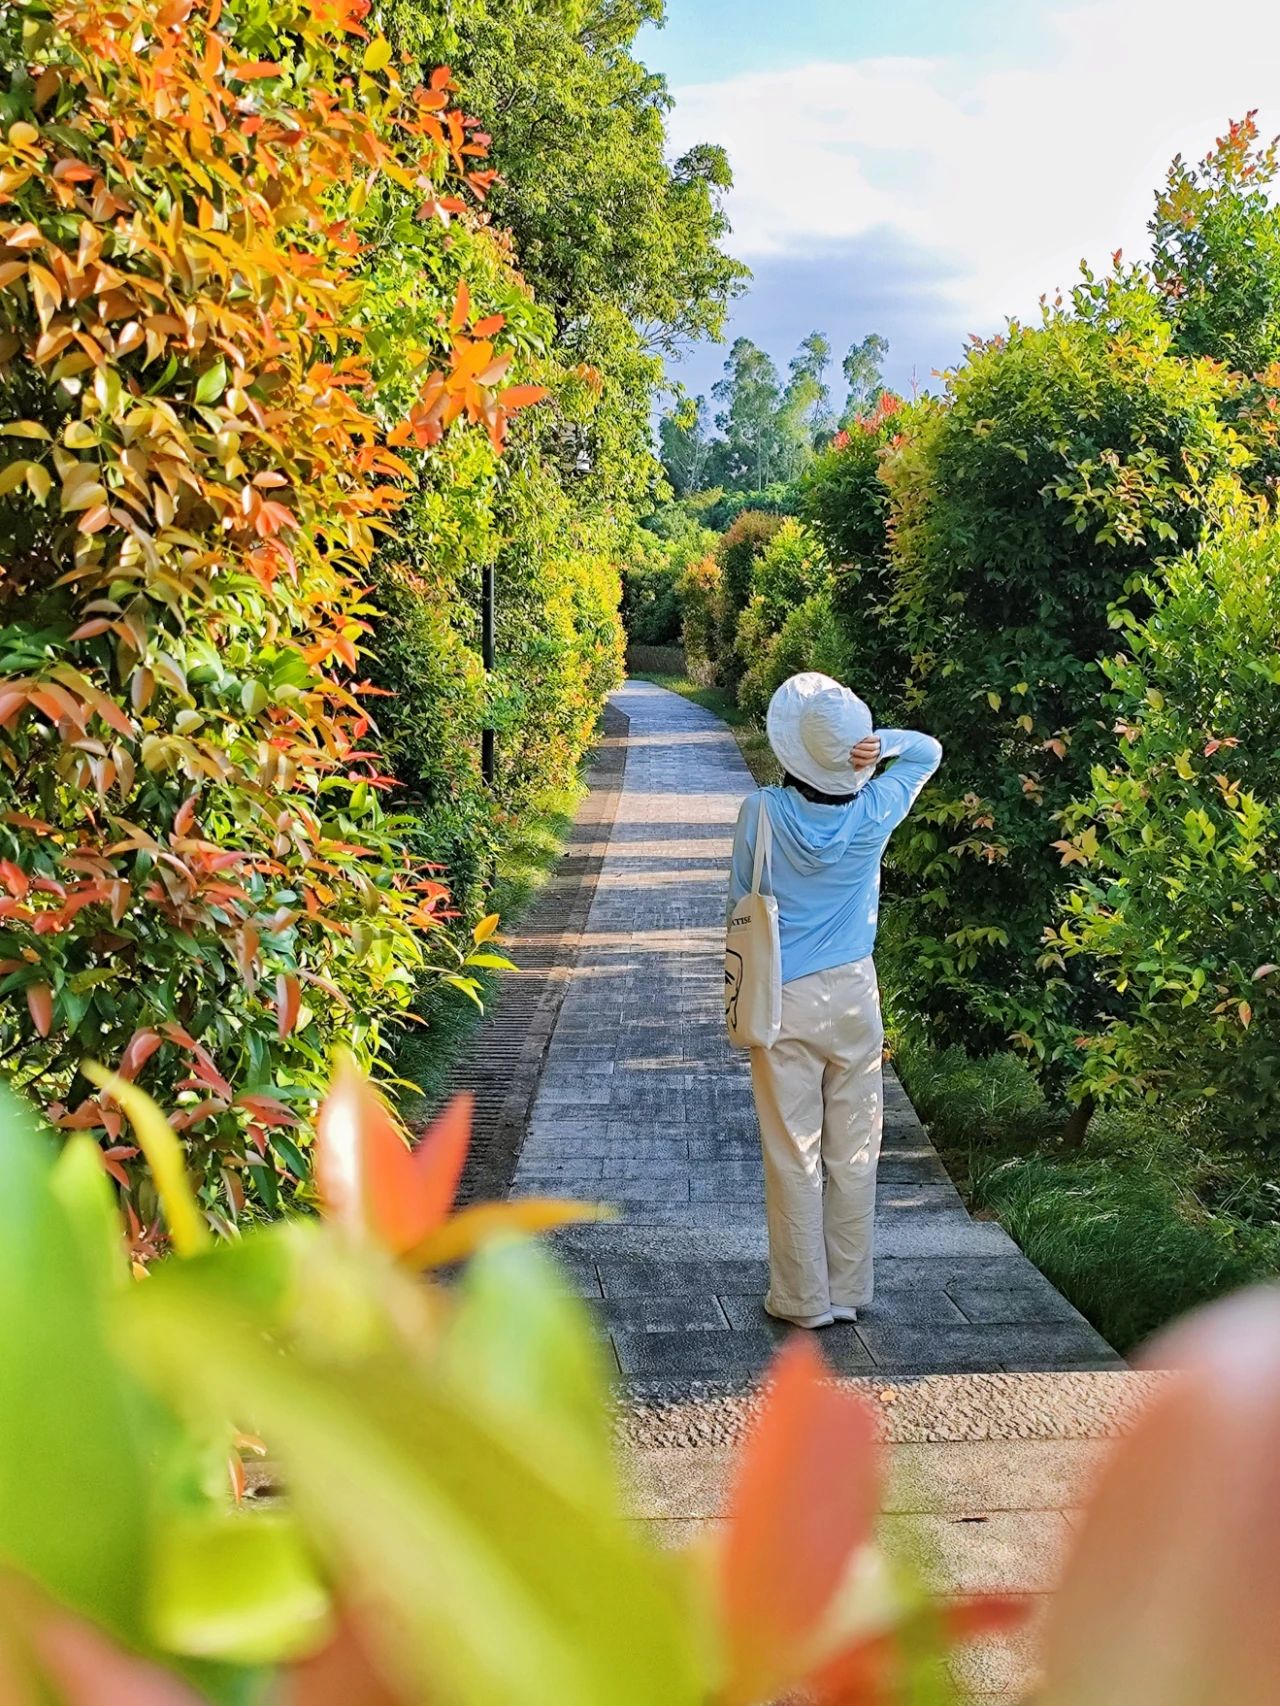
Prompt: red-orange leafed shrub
<box><xmin>0</xmin><ymin>0</ymin><xmax>543</xmax><ymax>1217</ymax></box>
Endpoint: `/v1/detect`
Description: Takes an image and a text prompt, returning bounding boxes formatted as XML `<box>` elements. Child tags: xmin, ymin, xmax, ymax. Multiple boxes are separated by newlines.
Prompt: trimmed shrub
<box><xmin>801</xmin><ymin>399</ymin><xmax>899</xmax><ymax>573</ymax></box>
<box><xmin>622</xmin><ymin>558</ymin><xmax>683</xmax><ymax>646</ymax></box>
<box><xmin>1047</xmin><ymin>522</ymin><xmax>1280</xmax><ymax>1146</ymax></box>
<box><xmin>879</xmin><ymin>277</ymin><xmax>1249</xmax><ymax>1106</ymax></box>
<box><xmin>679</xmin><ymin>553</ymin><xmax>723</xmax><ymax>684</ymax></box>
<box><xmin>801</xmin><ymin>394</ymin><xmax>909</xmax><ymax>711</ymax></box>
<box><xmin>714</xmin><ymin>509</ymin><xmax>784</xmax><ymax>688</ymax></box>
<box><xmin>621</xmin><ymin>512</ymin><xmax>717</xmax><ymax>648</ymax></box>
<box><xmin>701</xmin><ymin>479</ymin><xmax>802</xmax><ymax>532</ymax></box>
<box><xmin>735</xmin><ymin>520</ymin><xmax>832</xmax><ymax>718</ymax></box>
<box><xmin>738</xmin><ymin>589</ymin><xmax>856</xmax><ymax>723</ymax></box>
<box><xmin>748</xmin><ymin>518</ymin><xmax>830</xmax><ymax>629</ymax></box>
<box><xmin>1152</xmin><ymin>114</ymin><xmax>1280</xmax><ymax>377</ymax></box>
<box><xmin>0</xmin><ymin>0</ymin><xmax>540</xmax><ymax>1208</ymax></box>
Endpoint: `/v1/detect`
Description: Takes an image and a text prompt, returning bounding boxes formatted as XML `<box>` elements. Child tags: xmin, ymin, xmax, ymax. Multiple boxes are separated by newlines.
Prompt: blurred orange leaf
<box><xmin>405</xmin><ymin>1195</ymin><xmax>613</xmax><ymax>1269</ymax></box>
<box><xmin>26</xmin><ymin>982</ymin><xmax>52</xmax><ymax>1037</ymax></box>
<box><xmin>284</xmin><ymin>1610</ymin><xmax>407</xmax><ymax>1705</ymax></box>
<box><xmin>315</xmin><ymin>1052</ymin><xmax>473</xmax><ymax>1255</ymax></box>
<box><xmin>276</xmin><ymin>973</ymin><xmax>302</xmax><ymax>1039</ymax></box>
<box><xmin>718</xmin><ymin>1337</ymin><xmax>880</xmax><ymax>1706</ymax></box>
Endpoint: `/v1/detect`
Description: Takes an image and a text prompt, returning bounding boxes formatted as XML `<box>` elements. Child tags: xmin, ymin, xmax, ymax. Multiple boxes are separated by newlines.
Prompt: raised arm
<box><xmin>860</xmin><ymin>729</ymin><xmax>942</xmax><ymax>835</ymax></box>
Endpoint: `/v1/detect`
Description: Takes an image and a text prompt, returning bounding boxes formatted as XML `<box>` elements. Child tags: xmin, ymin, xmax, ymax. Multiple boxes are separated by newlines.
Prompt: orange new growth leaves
<box><xmin>276</xmin><ymin>974</ymin><xmax>302</xmax><ymax>1040</ymax></box>
<box><xmin>0</xmin><ymin>0</ymin><xmax>551</xmax><ymax>1206</ymax></box>
<box><xmin>717</xmin><ymin>1337</ymin><xmax>880</xmax><ymax>1705</ymax></box>
<box><xmin>315</xmin><ymin>1052</ymin><xmax>472</xmax><ymax>1255</ymax></box>
<box><xmin>389</xmin><ymin>281</ymin><xmax>549</xmax><ymax>455</ymax></box>
<box><xmin>26</xmin><ymin>983</ymin><xmax>53</xmax><ymax>1038</ymax></box>
<box><xmin>314</xmin><ymin>1054</ymin><xmax>607</xmax><ymax>1264</ymax></box>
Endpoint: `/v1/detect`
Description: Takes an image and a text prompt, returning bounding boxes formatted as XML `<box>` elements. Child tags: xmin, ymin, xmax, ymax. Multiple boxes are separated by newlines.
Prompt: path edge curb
<box><xmin>451</xmin><ymin>700</ymin><xmax>630</xmax><ymax>1205</ymax></box>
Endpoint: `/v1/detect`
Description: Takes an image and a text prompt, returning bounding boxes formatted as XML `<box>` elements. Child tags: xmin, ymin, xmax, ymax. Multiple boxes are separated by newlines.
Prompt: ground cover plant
<box><xmin>888</xmin><ymin>1027</ymin><xmax>1280</xmax><ymax>1354</ymax></box>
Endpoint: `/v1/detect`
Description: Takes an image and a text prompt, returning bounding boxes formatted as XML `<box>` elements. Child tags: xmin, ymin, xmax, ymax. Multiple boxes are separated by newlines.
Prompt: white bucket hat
<box><xmin>766</xmin><ymin>672</ymin><xmax>874</xmax><ymax>796</ymax></box>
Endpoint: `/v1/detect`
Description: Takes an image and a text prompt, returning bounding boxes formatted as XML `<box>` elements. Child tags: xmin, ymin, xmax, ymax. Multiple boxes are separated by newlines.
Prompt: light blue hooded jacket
<box><xmin>728</xmin><ymin>730</ymin><xmax>942</xmax><ymax>985</ymax></box>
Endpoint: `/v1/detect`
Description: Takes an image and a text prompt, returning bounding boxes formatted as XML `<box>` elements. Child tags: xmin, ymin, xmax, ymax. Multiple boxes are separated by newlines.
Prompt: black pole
<box><xmin>480</xmin><ymin>562</ymin><xmax>495</xmax><ymax>788</ymax></box>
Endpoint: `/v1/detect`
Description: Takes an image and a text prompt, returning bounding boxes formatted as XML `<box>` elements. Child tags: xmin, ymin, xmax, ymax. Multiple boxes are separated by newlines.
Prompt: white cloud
<box><xmin>668</xmin><ymin>0</ymin><xmax>1280</xmax><ymax>331</ymax></box>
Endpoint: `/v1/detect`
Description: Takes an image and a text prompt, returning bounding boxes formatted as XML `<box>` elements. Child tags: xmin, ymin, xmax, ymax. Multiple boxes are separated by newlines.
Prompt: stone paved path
<box><xmin>516</xmin><ymin>680</ymin><xmax>1123</xmax><ymax>1382</ymax></box>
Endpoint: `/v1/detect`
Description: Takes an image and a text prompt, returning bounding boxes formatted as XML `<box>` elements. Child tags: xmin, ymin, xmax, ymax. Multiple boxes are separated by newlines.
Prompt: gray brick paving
<box><xmin>515</xmin><ymin>680</ymin><xmax>1123</xmax><ymax>1382</ymax></box>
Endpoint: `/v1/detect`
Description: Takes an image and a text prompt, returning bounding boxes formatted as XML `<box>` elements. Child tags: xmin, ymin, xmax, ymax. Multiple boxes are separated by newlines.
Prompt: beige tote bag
<box><xmin>724</xmin><ymin>795</ymin><xmax>782</xmax><ymax>1049</ymax></box>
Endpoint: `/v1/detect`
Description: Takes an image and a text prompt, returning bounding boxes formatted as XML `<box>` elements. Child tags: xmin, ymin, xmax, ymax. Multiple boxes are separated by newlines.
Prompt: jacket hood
<box><xmin>762</xmin><ymin>783</ymin><xmax>867</xmax><ymax>872</ymax></box>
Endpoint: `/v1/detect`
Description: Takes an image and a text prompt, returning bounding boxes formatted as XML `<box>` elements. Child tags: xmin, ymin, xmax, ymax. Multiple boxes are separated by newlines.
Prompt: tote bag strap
<box><xmin>751</xmin><ymin>794</ymin><xmax>773</xmax><ymax>895</ymax></box>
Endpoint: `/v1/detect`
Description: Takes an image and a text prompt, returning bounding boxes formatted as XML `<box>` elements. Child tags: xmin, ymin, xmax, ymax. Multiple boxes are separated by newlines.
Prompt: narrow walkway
<box><xmin>444</xmin><ymin>703</ymin><xmax>628</xmax><ymax>1207</ymax></box>
<box><xmin>515</xmin><ymin>681</ymin><xmax>1123</xmax><ymax>1381</ymax></box>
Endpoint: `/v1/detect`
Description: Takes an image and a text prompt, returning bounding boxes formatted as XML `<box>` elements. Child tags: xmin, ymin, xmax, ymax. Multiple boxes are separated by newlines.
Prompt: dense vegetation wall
<box><xmin>639</xmin><ymin>120</ymin><xmax>1280</xmax><ymax>1149</ymax></box>
<box><xmin>0</xmin><ymin>0</ymin><xmax>736</xmax><ymax>1216</ymax></box>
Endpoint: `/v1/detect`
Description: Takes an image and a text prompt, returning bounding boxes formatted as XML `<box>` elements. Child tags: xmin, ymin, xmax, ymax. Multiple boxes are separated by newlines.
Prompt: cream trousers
<box><xmin>749</xmin><ymin>958</ymin><xmax>884</xmax><ymax>1319</ymax></box>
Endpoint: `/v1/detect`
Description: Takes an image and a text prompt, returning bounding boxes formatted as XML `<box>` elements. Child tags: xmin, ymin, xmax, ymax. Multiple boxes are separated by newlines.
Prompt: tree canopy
<box><xmin>662</xmin><ymin>329</ymin><xmax>892</xmax><ymax>497</ymax></box>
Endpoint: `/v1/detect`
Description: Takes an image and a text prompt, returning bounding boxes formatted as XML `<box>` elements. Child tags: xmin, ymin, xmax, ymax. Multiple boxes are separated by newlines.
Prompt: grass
<box><xmin>625</xmin><ymin>644</ymin><xmax>686</xmax><ymax>676</ymax></box>
<box><xmin>890</xmin><ymin>1029</ymin><xmax>1280</xmax><ymax>1353</ymax></box>
<box><xmin>646</xmin><ymin>666</ymin><xmax>1280</xmax><ymax>1353</ymax></box>
<box><xmin>633</xmin><ymin>671</ymin><xmax>780</xmax><ymax>785</ymax></box>
<box><xmin>394</xmin><ymin>774</ymin><xmax>585</xmax><ymax>1127</ymax></box>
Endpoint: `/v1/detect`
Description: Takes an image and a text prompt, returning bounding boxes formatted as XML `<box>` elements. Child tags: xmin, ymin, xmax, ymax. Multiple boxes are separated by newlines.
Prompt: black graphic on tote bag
<box><xmin>724</xmin><ymin>947</ymin><xmax>744</xmax><ymax>1031</ymax></box>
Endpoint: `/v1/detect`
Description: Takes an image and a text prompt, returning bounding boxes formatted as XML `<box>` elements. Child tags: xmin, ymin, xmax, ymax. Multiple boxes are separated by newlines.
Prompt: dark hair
<box><xmin>782</xmin><ymin>772</ymin><xmax>858</xmax><ymax>807</ymax></box>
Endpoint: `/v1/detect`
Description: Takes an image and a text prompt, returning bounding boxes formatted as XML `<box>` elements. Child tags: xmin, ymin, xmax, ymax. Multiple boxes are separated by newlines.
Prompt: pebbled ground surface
<box><xmin>613</xmin><ymin>1369</ymin><xmax>1166</xmax><ymax>1449</ymax></box>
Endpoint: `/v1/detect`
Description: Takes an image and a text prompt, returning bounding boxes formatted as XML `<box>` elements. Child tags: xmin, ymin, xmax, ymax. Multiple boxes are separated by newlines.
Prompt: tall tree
<box><xmin>390</xmin><ymin>3</ymin><xmax>746</xmax><ymax>471</ymax></box>
<box><xmin>713</xmin><ymin>337</ymin><xmax>784</xmax><ymax>491</ymax></box>
<box><xmin>778</xmin><ymin>330</ymin><xmax>835</xmax><ymax>473</ymax></box>
<box><xmin>841</xmin><ymin>332</ymin><xmax>889</xmax><ymax>424</ymax></box>
<box><xmin>1151</xmin><ymin>112</ymin><xmax>1280</xmax><ymax>376</ymax></box>
<box><xmin>391</xmin><ymin>2</ymin><xmax>743</xmax><ymax>328</ymax></box>
<box><xmin>659</xmin><ymin>393</ymin><xmax>713</xmax><ymax>496</ymax></box>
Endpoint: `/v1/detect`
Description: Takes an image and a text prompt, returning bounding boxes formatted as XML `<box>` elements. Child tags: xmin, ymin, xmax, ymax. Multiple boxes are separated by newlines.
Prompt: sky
<box><xmin>638</xmin><ymin>0</ymin><xmax>1280</xmax><ymax>408</ymax></box>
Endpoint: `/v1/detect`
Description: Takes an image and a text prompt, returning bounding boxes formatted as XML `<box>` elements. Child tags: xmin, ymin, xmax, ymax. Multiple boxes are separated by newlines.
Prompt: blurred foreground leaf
<box><xmin>149</xmin><ymin>1511</ymin><xmax>330</xmax><ymax>1665</ymax></box>
<box><xmin>0</xmin><ymin>1086</ymin><xmax>151</xmax><ymax>1640</ymax></box>
<box><xmin>127</xmin><ymin>1233</ymin><xmax>707</xmax><ymax>1705</ymax></box>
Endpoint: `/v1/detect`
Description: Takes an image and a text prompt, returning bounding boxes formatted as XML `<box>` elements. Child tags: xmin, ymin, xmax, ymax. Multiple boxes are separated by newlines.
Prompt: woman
<box><xmin>728</xmin><ymin>672</ymin><xmax>941</xmax><ymax>1329</ymax></box>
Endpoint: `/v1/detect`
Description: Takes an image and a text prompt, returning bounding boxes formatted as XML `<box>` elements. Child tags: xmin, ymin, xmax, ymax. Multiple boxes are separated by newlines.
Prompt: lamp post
<box><xmin>480</xmin><ymin>562</ymin><xmax>495</xmax><ymax>788</ymax></box>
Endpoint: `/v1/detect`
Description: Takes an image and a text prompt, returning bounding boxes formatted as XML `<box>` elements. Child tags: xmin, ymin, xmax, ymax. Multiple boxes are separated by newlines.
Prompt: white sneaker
<box><xmin>829</xmin><ymin>1306</ymin><xmax>859</xmax><ymax>1323</ymax></box>
<box><xmin>765</xmin><ymin>1303</ymin><xmax>836</xmax><ymax>1330</ymax></box>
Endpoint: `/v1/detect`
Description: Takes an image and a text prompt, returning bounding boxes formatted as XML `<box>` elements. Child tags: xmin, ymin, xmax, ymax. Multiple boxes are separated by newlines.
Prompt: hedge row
<box><xmin>0</xmin><ymin>0</ymin><xmax>732</xmax><ymax>1222</ymax></box>
<box><xmin>681</xmin><ymin>123</ymin><xmax>1280</xmax><ymax>1149</ymax></box>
